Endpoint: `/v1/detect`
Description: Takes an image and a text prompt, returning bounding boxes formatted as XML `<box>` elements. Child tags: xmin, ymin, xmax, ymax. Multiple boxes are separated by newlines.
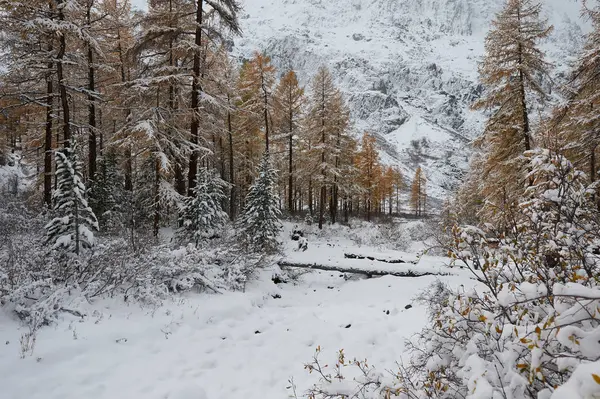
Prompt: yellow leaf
<box><xmin>592</xmin><ymin>374</ymin><xmax>600</xmax><ymax>384</ymax></box>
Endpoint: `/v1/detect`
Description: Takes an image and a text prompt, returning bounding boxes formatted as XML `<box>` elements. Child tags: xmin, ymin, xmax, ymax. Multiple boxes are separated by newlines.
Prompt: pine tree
<box><xmin>237</xmin><ymin>151</ymin><xmax>281</xmax><ymax>254</ymax></box>
<box><xmin>472</xmin><ymin>0</ymin><xmax>552</xmax><ymax>221</ymax></box>
<box><xmin>179</xmin><ymin>167</ymin><xmax>229</xmax><ymax>245</ymax></box>
<box><xmin>410</xmin><ymin>166</ymin><xmax>427</xmax><ymax>217</ymax></box>
<box><xmin>45</xmin><ymin>146</ymin><xmax>99</xmax><ymax>255</ymax></box>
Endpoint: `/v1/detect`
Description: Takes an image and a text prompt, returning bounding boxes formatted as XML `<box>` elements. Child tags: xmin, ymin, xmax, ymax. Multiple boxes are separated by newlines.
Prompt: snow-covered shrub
<box><xmin>300</xmin><ymin>150</ymin><xmax>600</xmax><ymax>399</ymax></box>
<box><xmin>406</xmin><ymin>149</ymin><xmax>600</xmax><ymax>399</ymax></box>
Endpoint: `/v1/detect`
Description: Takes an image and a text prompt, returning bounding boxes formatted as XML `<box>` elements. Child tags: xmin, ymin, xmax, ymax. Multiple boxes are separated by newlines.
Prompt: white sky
<box><xmin>131</xmin><ymin>0</ymin><xmax>147</xmax><ymax>11</ymax></box>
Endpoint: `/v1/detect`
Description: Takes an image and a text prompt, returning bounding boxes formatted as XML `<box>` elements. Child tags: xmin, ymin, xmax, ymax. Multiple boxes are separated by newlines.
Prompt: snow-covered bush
<box><xmin>301</xmin><ymin>150</ymin><xmax>600</xmax><ymax>399</ymax></box>
<box><xmin>408</xmin><ymin>150</ymin><xmax>600</xmax><ymax>399</ymax></box>
<box><xmin>1</xmin><ymin>194</ymin><xmax>252</xmax><ymax>329</ymax></box>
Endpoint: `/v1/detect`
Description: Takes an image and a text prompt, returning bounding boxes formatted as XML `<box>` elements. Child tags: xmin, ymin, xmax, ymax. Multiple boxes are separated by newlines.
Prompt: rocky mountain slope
<box><xmin>234</xmin><ymin>0</ymin><xmax>587</xmax><ymax>204</ymax></box>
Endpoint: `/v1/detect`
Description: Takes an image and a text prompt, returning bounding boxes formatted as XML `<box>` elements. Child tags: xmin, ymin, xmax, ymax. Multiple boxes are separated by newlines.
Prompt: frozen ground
<box><xmin>0</xmin><ymin>224</ymin><xmax>474</xmax><ymax>399</ymax></box>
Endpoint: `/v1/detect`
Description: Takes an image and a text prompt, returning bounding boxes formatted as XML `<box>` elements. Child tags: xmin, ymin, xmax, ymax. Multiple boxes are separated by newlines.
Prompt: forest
<box><xmin>1</xmin><ymin>0</ymin><xmax>600</xmax><ymax>398</ymax></box>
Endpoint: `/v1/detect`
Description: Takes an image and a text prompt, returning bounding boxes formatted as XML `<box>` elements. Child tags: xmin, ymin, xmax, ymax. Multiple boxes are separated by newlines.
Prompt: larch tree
<box><xmin>356</xmin><ymin>132</ymin><xmax>381</xmax><ymax>221</ymax></box>
<box><xmin>187</xmin><ymin>0</ymin><xmax>241</xmax><ymax>195</ymax></box>
<box><xmin>306</xmin><ymin>66</ymin><xmax>350</xmax><ymax>229</ymax></box>
<box><xmin>133</xmin><ymin>0</ymin><xmax>195</xmax><ymax>197</ymax></box>
<box><xmin>1</xmin><ymin>0</ymin><xmax>59</xmax><ymax>206</ymax></box>
<box><xmin>472</xmin><ymin>0</ymin><xmax>552</xmax><ymax>221</ymax></box>
<box><xmin>273</xmin><ymin>70</ymin><xmax>306</xmax><ymax>213</ymax></box>
<box><xmin>410</xmin><ymin>166</ymin><xmax>427</xmax><ymax>217</ymax></box>
<box><xmin>238</xmin><ymin>52</ymin><xmax>277</xmax><ymax>152</ymax></box>
<box><xmin>547</xmin><ymin>4</ymin><xmax>600</xmax><ymax>184</ymax></box>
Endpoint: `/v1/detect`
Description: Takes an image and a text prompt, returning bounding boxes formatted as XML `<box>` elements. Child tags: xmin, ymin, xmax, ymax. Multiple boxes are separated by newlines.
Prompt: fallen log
<box><xmin>277</xmin><ymin>260</ymin><xmax>452</xmax><ymax>278</ymax></box>
<box><xmin>344</xmin><ymin>252</ymin><xmax>417</xmax><ymax>264</ymax></box>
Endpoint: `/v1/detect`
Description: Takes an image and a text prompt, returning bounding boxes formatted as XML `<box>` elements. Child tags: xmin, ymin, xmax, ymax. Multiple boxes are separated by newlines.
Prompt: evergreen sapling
<box><xmin>45</xmin><ymin>146</ymin><xmax>99</xmax><ymax>255</ymax></box>
<box><xmin>179</xmin><ymin>166</ymin><xmax>229</xmax><ymax>245</ymax></box>
<box><xmin>237</xmin><ymin>151</ymin><xmax>282</xmax><ymax>253</ymax></box>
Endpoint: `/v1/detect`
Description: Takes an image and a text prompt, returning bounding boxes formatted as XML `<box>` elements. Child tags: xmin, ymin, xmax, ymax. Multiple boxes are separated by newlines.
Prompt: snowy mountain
<box><xmin>234</xmin><ymin>0</ymin><xmax>587</xmax><ymax>204</ymax></box>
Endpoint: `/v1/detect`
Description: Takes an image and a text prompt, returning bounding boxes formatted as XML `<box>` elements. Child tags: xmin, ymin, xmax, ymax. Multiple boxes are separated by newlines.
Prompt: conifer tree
<box><xmin>307</xmin><ymin>66</ymin><xmax>351</xmax><ymax>228</ymax></box>
<box><xmin>410</xmin><ymin>166</ymin><xmax>427</xmax><ymax>217</ymax></box>
<box><xmin>547</xmin><ymin>4</ymin><xmax>600</xmax><ymax>183</ymax></box>
<box><xmin>238</xmin><ymin>52</ymin><xmax>277</xmax><ymax>152</ymax></box>
<box><xmin>472</xmin><ymin>0</ymin><xmax>552</xmax><ymax>220</ymax></box>
<box><xmin>356</xmin><ymin>132</ymin><xmax>381</xmax><ymax>221</ymax></box>
<box><xmin>179</xmin><ymin>167</ymin><xmax>229</xmax><ymax>245</ymax></box>
<box><xmin>89</xmin><ymin>151</ymin><xmax>125</xmax><ymax>230</ymax></box>
<box><xmin>274</xmin><ymin>70</ymin><xmax>305</xmax><ymax>213</ymax></box>
<box><xmin>237</xmin><ymin>151</ymin><xmax>281</xmax><ymax>254</ymax></box>
<box><xmin>45</xmin><ymin>146</ymin><xmax>99</xmax><ymax>255</ymax></box>
<box><xmin>188</xmin><ymin>0</ymin><xmax>241</xmax><ymax>194</ymax></box>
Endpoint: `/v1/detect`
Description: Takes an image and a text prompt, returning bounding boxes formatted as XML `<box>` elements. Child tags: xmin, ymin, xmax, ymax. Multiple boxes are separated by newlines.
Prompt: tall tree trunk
<box><xmin>308</xmin><ymin>178</ymin><xmax>313</xmax><ymax>215</ymax></box>
<box><xmin>264</xmin><ymin>95</ymin><xmax>270</xmax><ymax>152</ymax></box>
<box><xmin>516</xmin><ymin>8</ymin><xmax>531</xmax><ymax>153</ymax></box>
<box><xmin>288</xmin><ymin>108</ymin><xmax>293</xmax><ymax>213</ymax></box>
<box><xmin>153</xmin><ymin>158</ymin><xmax>161</xmax><ymax>237</ymax></box>
<box><xmin>188</xmin><ymin>0</ymin><xmax>204</xmax><ymax>196</ymax></box>
<box><xmin>87</xmin><ymin>25</ymin><xmax>97</xmax><ymax>181</ymax></box>
<box><xmin>319</xmin><ymin>185</ymin><xmax>326</xmax><ymax>229</ymax></box>
<box><xmin>228</xmin><ymin>107</ymin><xmax>236</xmax><ymax>219</ymax></box>
<box><xmin>44</xmin><ymin>42</ymin><xmax>54</xmax><ymax>208</ymax></box>
<box><xmin>56</xmin><ymin>0</ymin><xmax>70</xmax><ymax>148</ymax></box>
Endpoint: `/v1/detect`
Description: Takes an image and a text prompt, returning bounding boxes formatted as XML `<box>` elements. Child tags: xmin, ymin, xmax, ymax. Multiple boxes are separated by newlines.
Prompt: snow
<box><xmin>0</xmin><ymin>226</ymin><xmax>474</xmax><ymax>399</ymax></box>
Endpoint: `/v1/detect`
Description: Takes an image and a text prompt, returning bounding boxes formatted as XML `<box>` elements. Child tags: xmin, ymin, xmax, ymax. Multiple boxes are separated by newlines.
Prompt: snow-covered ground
<box><xmin>0</xmin><ymin>224</ymin><xmax>474</xmax><ymax>399</ymax></box>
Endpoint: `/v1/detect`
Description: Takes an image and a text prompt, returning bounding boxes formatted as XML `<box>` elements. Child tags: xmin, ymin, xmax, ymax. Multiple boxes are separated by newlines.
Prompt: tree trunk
<box><xmin>87</xmin><ymin>49</ymin><xmax>97</xmax><ymax>180</ymax></box>
<box><xmin>319</xmin><ymin>185</ymin><xmax>326</xmax><ymax>229</ymax></box>
<box><xmin>188</xmin><ymin>0</ymin><xmax>204</xmax><ymax>196</ymax></box>
<box><xmin>288</xmin><ymin>109</ymin><xmax>293</xmax><ymax>213</ymax></box>
<box><xmin>56</xmin><ymin>0</ymin><xmax>70</xmax><ymax>148</ymax></box>
<box><xmin>153</xmin><ymin>157</ymin><xmax>161</xmax><ymax>237</ymax></box>
<box><xmin>44</xmin><ymin>42</ymin><xmax>54</xmax><ymax>208</ymax></box>
<box><xmin>228</xmin><ymin>108</ymin><xmax>236</xmax><ymax>219</ymax></box>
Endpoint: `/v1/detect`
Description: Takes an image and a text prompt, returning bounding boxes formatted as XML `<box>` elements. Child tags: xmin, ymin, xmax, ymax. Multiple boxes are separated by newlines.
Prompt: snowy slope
<box><xmin>235</xmin><ymin>0</ymin><xmax>587</xmax><ymax>203</ymax></box>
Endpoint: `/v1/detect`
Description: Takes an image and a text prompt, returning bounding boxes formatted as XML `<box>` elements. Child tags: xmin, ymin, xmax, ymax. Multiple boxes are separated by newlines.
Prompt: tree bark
<box><xmin>44</xmin><ymin>41</ymin><xmax>54</xmax><ymax>208</ymax></box>
<box><xmin>56</xmin><ymin>0</ymin><xmax>70</xmax><ymax>148</ymax></box>
<box><xmin>87</xmin><ymin>19</ymin><xmax>97</xmax><ymax>181</ymax></box>
<box><xmin>188</xmin><ymin>0</ymin><xmax>204</xmax><ymax>196</ymax></box>
<box><xmin>227</xmin><ymin>107</ymin><xmax>236</xmax><ymax>219</ymax></box>
<box><xmin>288</xmin><ymin>105</ymin><xmax>293</xmax><ymax>213</ymax></box>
